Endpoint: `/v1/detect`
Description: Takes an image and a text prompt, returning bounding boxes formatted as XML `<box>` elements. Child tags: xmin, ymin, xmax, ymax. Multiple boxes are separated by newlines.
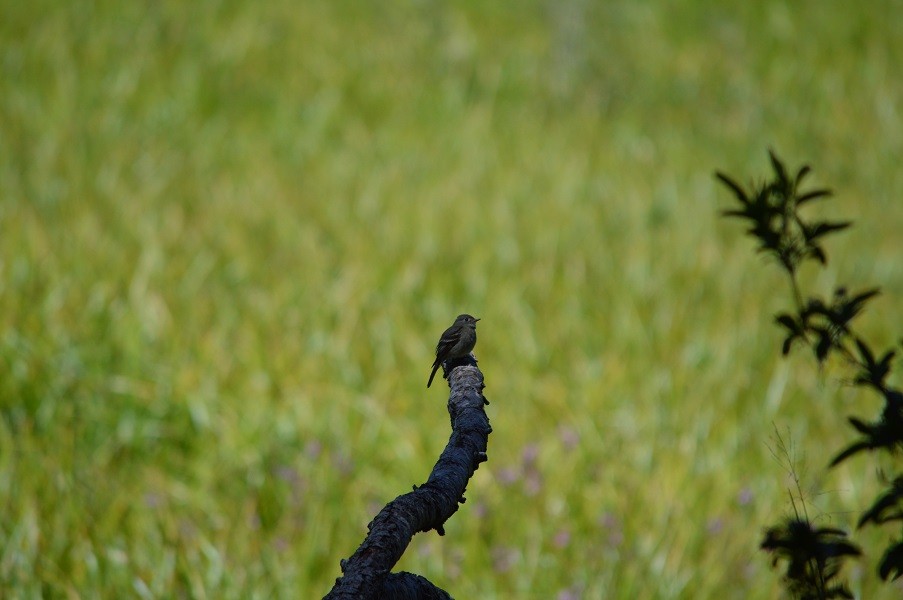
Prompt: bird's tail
<box><xmin>427</xmin><ymin>364</ymin><xmax>440</xmax><ymax>388</ymax></box>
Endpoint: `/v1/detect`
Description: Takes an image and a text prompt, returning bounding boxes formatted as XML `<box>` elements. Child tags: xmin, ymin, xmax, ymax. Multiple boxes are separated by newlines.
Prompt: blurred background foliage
<box><xmin>1</xmin><ymin>0</ymin><xmax>902</xmax><ymax>597</ymax></box>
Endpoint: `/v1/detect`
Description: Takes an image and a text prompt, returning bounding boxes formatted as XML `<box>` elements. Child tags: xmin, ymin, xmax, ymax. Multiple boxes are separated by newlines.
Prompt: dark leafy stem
<box><xmin>716</xmin><ymin>149</ymin><xmax>903</xmax><ymax>589</ymax></box>
<box><xmin>718</xmin><ymin>152</ymin><xmax>886</xmax><ymax>370</ymax></box>
<box><xmin>716</xmin><ymin>150</ymin><xmax>902</xmax><ymax>460</ymax></box>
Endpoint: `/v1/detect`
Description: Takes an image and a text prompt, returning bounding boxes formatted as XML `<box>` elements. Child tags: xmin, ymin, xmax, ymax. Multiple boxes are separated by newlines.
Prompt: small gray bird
<box><xmin>427</xmin><ymin>314</ymin><xmax>480</xmax><ymax>388</ymax></box>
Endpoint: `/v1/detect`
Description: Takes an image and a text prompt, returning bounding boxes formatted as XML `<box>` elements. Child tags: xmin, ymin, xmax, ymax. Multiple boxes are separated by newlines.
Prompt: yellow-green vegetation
<box><xmin>2</xmin><ymin>0</ymin><xmax>902</xmax><ymax>597</ymax></box>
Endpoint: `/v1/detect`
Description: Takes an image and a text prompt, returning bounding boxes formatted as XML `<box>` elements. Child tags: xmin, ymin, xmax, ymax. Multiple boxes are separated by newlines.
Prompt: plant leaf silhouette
<box><xmin>830</xmin><ymin>397</ymin><xmax>903</xmax><ymax>466</ymax></box>
<box><xmin>796</xmin><ymin>188</ymin><xmax>832</xmax><ymax>205</ymax></box>
<box><xmin>878</xmin><ymin>541</ymin><xmax>903</xmax><ymax>581</ymax></box>
<box><xmin>795</xmin><ymin>164</ymin><xmax>812</xmax><ymax>188</ymax></box>
<box><xmin>776</xmin><ymin>313</ymin><xmax>806</xmax><ymax>355</ymax></box>
<box><xmin>853</xmin><ymin>338</ymin><xmax>896</xmax><ymax>391</ymax></box>
<box><xmin>857</xmin><ymin>477</ymin><xmax>903</xmax><ymax>528</ymax></box>
<box><xmin>715</xmin><ymin>172</ymin><xmax>749</xmax><ymax>204</ymax></box>
<box><xmin>768</xmin><ymin>149</ymin><xmax>790</xmax><ymax>189</ymax></box>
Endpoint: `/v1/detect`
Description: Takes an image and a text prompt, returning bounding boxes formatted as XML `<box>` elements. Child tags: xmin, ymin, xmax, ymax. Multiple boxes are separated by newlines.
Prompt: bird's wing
<box><xmin>436</xmin><ymin>326</ymin><xmax>463</xmax><ymax>350</ymax></box>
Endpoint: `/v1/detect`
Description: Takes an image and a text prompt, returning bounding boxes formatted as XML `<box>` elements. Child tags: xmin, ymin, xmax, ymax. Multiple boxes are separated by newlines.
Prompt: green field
<box><xmin>2</xmin><ymin>1</ymin><xmax>903</xmax><ymax>597</ymax></box>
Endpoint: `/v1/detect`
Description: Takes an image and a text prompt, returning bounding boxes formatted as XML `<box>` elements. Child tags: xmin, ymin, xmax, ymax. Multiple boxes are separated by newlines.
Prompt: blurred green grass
<box><xmin>2</xmin><ymin>0</ymin><xmax>902</xmax><ymax>597</ymax></box>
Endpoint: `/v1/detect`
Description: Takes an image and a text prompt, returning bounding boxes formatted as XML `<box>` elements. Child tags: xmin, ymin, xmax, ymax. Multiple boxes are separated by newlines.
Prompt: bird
<box><xmin>427</xmin><ymin>314</ymin><xmax>480</xmax><ymax>388</ymax></box>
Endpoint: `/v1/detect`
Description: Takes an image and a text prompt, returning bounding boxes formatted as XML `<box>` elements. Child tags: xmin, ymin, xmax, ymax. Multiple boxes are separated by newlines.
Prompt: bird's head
<box><xmin>455</xmin><ymin>314</ymin><xmax>480</xmax><ymax>327</ymax></box>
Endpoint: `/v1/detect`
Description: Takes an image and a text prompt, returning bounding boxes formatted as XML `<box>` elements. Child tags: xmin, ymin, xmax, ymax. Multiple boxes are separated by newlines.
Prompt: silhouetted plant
<box><xmin>761</xmin><ymin>426</ymin><xmax>861</xmax><ymax>599</ymax></box>
<box><xmin>716</xmin><ymin>150</ymin><xmax>903</xmax><ymax>594</ymax></box>
<box><xmin>762</xmin><ymin>518</ymin><xmax>860</xmax><ymax>600</ymax></box>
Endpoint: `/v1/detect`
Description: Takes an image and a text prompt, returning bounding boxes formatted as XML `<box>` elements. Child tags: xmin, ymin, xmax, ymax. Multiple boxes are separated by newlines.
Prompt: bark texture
<box><xmin>325</xmin><ymin>356</ymin><xmax>489</xmax><ymax>600</ymax></box>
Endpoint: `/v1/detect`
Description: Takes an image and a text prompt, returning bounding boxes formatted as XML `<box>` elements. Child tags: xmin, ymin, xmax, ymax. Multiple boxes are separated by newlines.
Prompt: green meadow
<box><xmin>2</xmin><ymin>0</ymin><xmax>903</xmax><ymax>597</ymax></box>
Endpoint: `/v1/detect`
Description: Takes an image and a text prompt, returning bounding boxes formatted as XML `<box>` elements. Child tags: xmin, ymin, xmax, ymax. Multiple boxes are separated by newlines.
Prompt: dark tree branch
<box><xmin>325</xmin><ymin>356</ymin><xmax>490</xmax><ymax>599</ymax></box>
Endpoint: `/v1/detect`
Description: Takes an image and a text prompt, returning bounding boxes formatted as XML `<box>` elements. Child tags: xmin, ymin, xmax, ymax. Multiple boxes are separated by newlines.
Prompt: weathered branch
<box><xmin>325</xmin><ymin>355</ymin><xmax>490</xmax><ymax>599</ymax></box>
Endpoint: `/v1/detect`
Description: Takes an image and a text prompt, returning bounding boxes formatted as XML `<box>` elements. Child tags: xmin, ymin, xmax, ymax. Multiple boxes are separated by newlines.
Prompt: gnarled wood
<box><xmin>325</xmin><ymin>356</ymin><xmax>490</xmax><ymax>599</ymax></box>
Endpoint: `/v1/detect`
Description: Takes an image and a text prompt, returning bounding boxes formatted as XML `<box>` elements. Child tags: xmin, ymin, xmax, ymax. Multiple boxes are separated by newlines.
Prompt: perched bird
<box><xmin>427</xmin><ymin>314</ymin><xmax>480</xmax><ymax>388</ymax></box>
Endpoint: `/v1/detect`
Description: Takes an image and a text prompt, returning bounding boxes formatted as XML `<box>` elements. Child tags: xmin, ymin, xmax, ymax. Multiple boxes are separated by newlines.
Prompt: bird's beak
<box><xmin>475</xmin><ymin>318</ymin><xmax>481</xmax><ymax>322</ymax></box>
